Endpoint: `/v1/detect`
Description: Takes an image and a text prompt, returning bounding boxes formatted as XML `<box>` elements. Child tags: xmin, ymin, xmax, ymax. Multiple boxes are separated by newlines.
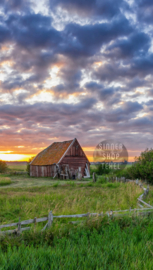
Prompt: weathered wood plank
<box><xmin>0</xmin><ymin>222</ymin><xmax>18</xmax><ymax>229</ymax></box>
<box><xmin>0</xmin><ymin>217</ymin><xmax>48</xmax><ymax>229</ymax></box>
<box><xmin>138</xmin><ymin>203</ymin><xmax>143</xmax><ymax>208</ymax></box>
<box><xmin>53</xmin><ymin>213</ymin><xmax>88</xmax><ymax>218</ymax></box>
<box><xmin>35</xmin><ymin>217</ymin><xmax>48</xmax><ymax>223</ymax></box>
<box><xmin>137</xmin><ymin>198</ymin><xmax>153</xmax><ymax>208</ymax></box>
<box><xmin>41</xmin><ymin>222</ymin><xmax>48</xmax><ymax>231</ymax></box>
<box><xmin>0</xmin><ymin>227</ymin><xmax>30</xmax><ymax>235</ymax></box>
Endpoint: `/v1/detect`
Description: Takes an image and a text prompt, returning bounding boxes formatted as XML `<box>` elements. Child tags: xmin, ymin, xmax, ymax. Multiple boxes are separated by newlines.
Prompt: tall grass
<box><xmin>0</xmin><ymin>183</ymin><xmax>142</xmax><ymax>227</ymax></box>
<box><xmin>1</xmin><ymin>217</ymin><xmax>153</xmax><ymax>269</ymax></box>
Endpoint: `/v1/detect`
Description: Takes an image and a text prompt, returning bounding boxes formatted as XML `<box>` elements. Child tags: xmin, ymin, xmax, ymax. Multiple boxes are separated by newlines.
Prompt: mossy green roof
<box><xmin>31</xmin><ymin>140</ymin><xmax>73</xmax><ymax>165</ymax></box>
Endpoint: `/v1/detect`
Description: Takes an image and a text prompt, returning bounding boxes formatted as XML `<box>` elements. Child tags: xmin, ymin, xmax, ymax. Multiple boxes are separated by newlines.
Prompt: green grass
<box><xmin>143</xmin><ymin>185</ymin><xmax>153</xmax><ymax>206</ymax></box>
<box><xmin>0</xmin><ymin>182</ymin><xmax>142</xmax><ymax>227</ymax></box>
<box><xmin>0</xmin><ymin>177</ymin><xmax>11</xmax><ymax>186</ymax></box>
<box><xmin>1</xmin><ymin>217</ymin><xmax>153</xmax><ymax>269</ymax></box>
<box><xmin>0</xmin><ymin>177</ymin><xmax>150</xmax><ymax>269</ymax></box>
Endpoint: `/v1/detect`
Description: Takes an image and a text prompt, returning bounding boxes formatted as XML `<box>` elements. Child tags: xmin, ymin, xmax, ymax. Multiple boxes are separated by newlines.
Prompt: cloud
<box><xmin>7</xmin><ymin>13</ymin><xmax>61</xmax><ymax>49</ymax></box>
<box><xmin>0</xmin><ymin>24</ymin><xmax>11</xmax><ymax>43</ymax></box>
<box><xmin>136</xmin><ymin>0</ymin><xmax>153</xmax><ymax>23</ymax></box>
<box><xmin>107</xmin><ymin>32</ymin><xmax>151</xmax><ymax>58</ymax></box>
<box><xmin>103</xmin><ymin>101</ymin><xmax>143</xmax><ymax>123</ymax></box>
<box><xmin>49</xmin><ymin>0</ymin><xmax>129</xmax><ymax>19</ymax></box>
<box><xmin>0</xmin><ymin>0</ymin><xmax>152</xmax><ymax>160</ymax></box>
<box><xmin>61</xmin><ymin>15</ymin><xmax>133</xmax><ymax>58</ymax></box>
<box><xmin>0</xmin><ymin>0</ymin><xmax>32</xmax><ymax>12</ymax></box>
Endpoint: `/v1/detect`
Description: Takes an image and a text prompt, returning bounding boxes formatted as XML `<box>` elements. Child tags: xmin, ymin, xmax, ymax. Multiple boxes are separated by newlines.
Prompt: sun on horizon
<box><xmin>0</xmin><ymin>153</ymin><xmax>33</xmax><ymax>162</ymax></box>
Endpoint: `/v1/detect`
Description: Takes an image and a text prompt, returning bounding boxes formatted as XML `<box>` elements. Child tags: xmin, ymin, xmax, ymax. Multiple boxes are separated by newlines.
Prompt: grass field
<box><xmin>1</xmin><ymin>217</ymin><xmax>153</xmax><ymax>269</ymax></box>
<box><xmin>7</xmin><ymin>164</ymin><xmax>27</xmax><ymax>172</ymax></box>
<box><xmin>0</xmin><ymin>182</ymin><xmax>142</xmax><ymax>227</ymax></box>
<box><xmin>0</xmin><ymin>165</ymin><xmax>152</xmax><ymax>270</ymax></box>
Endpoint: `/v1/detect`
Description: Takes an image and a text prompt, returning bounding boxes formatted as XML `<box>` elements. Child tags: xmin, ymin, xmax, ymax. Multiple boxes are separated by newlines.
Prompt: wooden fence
<box><xmin>0</xmin><ymin>179</ymin><xmax>152</xmax><ymax>235</ymax></box>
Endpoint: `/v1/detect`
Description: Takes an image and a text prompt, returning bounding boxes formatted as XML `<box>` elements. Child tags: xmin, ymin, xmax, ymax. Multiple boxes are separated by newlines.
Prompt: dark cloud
<box><xmin>1</xmin><ymin>0</ymin><xmax>32</xmax><ymax>11</ymax></box>
<box><xmin>99</xmin><ymin>87</ymin><xmax>116</xmax><ymax>101</ymax></box>
<box><xmin>136</xmin><ymin>0</ymin><xmax>153</xmax><ymax>23</ymax></box>
<box><xmin>104</xmin><ymin>101</ymin><xmax>143</xmax><ymax>123</ymax></box>
<box><xmin>8</xmin><ymin>13</ymin><xmax>61</xmax><ymax>49</ymax></box>
<box><xmin>93</xmin><ymin>52</ymin><xmax>153</xmax><ymax>84</ymax></box>
<box><xmin>138</xmin><ymin>0</ymin><xmax>153</xmax><ymax>6</ymax></box>
<box><xmin>49</xmin><ymin>0</ymin><xmax>129</xmax><ymax>19</ymax></box>
<box><xmin>107</xmin><ymin>32</ymin><xmax>150</xmax><ymax>58</ymax></box>
<box><xmin>61</xmin><ymin>15</ymin><xmax>133</xmax><ymax>58</ymax></box>
<box><xmin>0</xmin><ymin>73</ymin><xmax>24</xmax><ymax>91</ymax></box>
<box><xmin>85</xmin><ymin>82</ymin><xmax>102</xmax><ymax>91</ymax></box>
<box><xmin>0</xmin><ymin>24</ymin><xmax>11</xmax><ymax>43</ymax></box>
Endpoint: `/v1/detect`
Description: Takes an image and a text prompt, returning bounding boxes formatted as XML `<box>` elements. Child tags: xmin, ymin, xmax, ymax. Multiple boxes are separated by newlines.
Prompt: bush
<box><xmin>114</xmin><ymin>167</ymin><xmax>131</xmax><ymax>179</ymax></box>
<box><xmin>0</xmin><ymin>160</ymin><xmax>7</xmax><ymax>173</ymax></box>
<box><xmin>96</xmin><ymin>164</ymin><xmax>111</xmax><ymax>175</ymax></box>
<box><xmin>90</xmin><ymin>165</ymin><xmax>98</xmax><ymax>175</ymax></box>
<box><xmin>126</xmin><ymin>148</ymin><xmax>153</xmax><ymax>183</ymax></box>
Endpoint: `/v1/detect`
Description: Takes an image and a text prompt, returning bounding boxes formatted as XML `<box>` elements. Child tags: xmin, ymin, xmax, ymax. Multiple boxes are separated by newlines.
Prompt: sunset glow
<box><xmin>0</xmin><ymin>154</ymin><xmax>32</xmax><ymax>162</ymax></box>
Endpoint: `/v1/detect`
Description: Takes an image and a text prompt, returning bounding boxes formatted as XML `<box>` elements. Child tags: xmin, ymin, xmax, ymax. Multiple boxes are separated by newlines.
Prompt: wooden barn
<box><xmin>30</xmin><ymin>138</ymin><xmax>90</xmax><ymax>179</ymax></box>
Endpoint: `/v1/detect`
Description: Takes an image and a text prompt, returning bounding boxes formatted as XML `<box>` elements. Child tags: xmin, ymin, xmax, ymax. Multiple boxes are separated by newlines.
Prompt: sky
<box><xmin>0</xmin><ymin>0</ymin><xmax>153</xmax><ymax>162</ymax></box>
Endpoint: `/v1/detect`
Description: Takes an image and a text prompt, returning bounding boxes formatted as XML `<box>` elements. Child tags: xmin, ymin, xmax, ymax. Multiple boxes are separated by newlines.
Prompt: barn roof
<box><xmin>30</xmin><ymin>139</ymin><xmax>74</xmax><ymax>166</ymax></box>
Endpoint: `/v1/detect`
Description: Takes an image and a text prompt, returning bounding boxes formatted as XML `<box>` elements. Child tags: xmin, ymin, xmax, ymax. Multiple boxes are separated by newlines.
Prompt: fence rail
<box><xmin>0</xmin><ymin>179</ymin><xmax>152</xmax><ymax>235</ymax></box>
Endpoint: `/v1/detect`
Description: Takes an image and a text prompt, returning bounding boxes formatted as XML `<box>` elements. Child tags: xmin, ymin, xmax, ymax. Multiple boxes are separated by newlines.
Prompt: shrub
<box><xmin>126</xmin><ymin>148</ymin><xmax>153</xmax><ymax>183</ymax></box>
<box><xmin>90</xmin><ymin>165</ymin><xmax>98</xmax><ymax>175</ymax></box>
<box><xmin>0</xmin><ymin>160</ymin><xmax>7</xmax><ymax>173</ymax></box>
<box><xmin>114</xmin><ymin>167</ymin><xmax>131</xmax><ymax>179</ymax></box>
<box><xmin>96</xmin><ymin>164</ymin><xmax>111</xmax><ymax>175</ymax></box>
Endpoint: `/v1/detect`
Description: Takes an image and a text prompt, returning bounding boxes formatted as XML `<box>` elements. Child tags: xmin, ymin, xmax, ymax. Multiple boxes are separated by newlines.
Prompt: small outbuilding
<box><xmin>30</xmin><ymin>138</ymin><xmax>90</xmax><ymax>179</ymax></box>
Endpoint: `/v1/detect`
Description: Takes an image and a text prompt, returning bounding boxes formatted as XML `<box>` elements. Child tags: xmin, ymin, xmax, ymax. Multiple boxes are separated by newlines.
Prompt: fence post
<box><xmin>48</xmin><ymin>211</ymin><xmax>53</xmax><ymax>228</ymax></box>
<box><xmin>17</xmin><ymin>217</ymin><xmax>21</xmax><ymax>235</ymax></box>
<box><xmin>34</xmin><ymin>217</ymin><xmax>37</xmax><ymax>231</ymax></box>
